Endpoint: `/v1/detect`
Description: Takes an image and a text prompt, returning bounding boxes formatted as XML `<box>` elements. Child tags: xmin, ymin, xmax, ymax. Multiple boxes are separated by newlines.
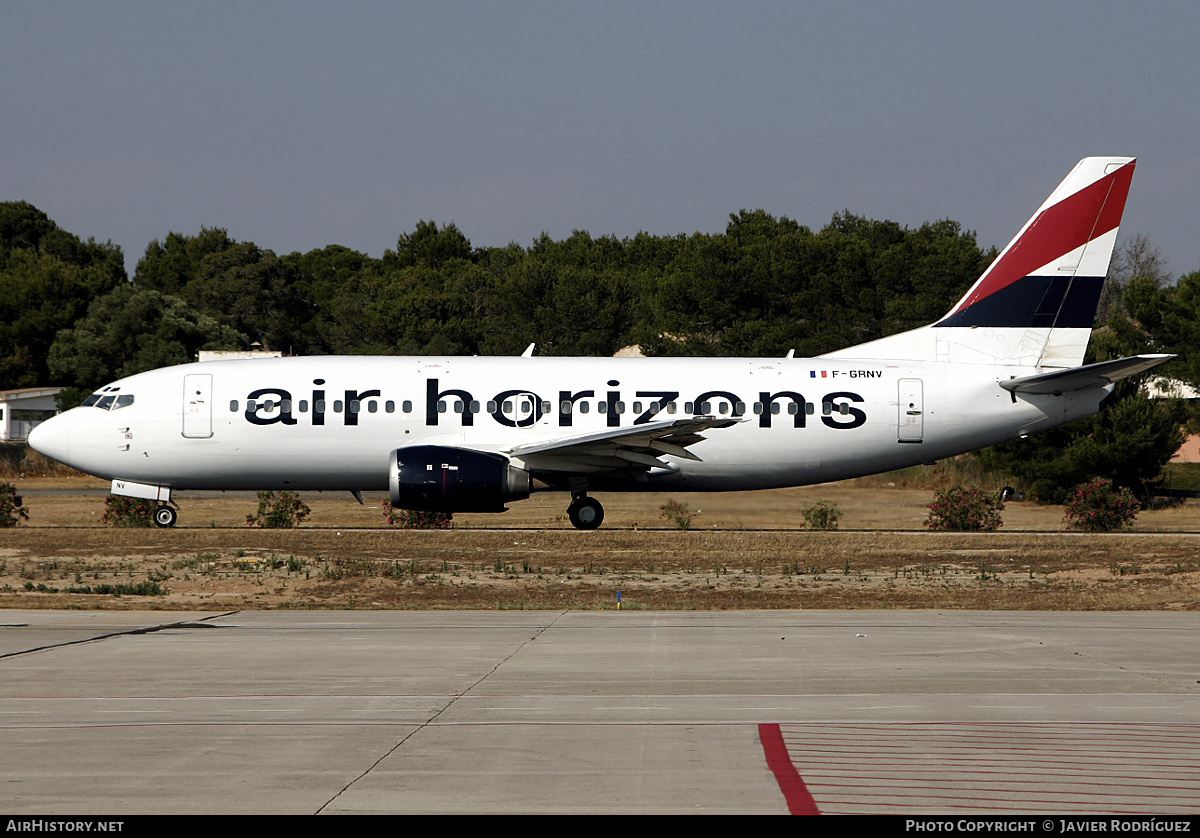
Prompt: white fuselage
<box><xmin>32</xmin><ymin>355</ymin><xmax>1106</xmax><ymax>495</ymax></box>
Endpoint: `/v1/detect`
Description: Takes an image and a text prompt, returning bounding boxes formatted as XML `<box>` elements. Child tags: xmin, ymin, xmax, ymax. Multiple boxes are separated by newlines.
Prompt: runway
<box><xmin>1</xmin><ymin>610</ymin><xmax>1198</xmax><ymax>814</ymax></box>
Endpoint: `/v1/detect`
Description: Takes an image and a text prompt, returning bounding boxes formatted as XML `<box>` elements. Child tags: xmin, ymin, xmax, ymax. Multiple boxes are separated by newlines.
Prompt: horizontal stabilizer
<box><xmin>999</xmin><ymin>354</ymin><xmax>1174</xmax><ymax>395</ymax></box>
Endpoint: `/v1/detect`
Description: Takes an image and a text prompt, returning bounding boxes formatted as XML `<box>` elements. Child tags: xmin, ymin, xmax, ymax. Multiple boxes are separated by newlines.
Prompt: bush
<box><xmin>0</xmin><ymin>482</ymin><xmax>29</xmax><ymax>527</ymax></box>
<box><xmin>102</xmin><ymin>494</ymin><xmax>155</xmax><ymax>527</ymax></box>
<box><xmin>924</xmin><ymin>485</ymin><xmax>1004</xmax><ymax>532</ymax></box>
<box><xmin>1063</xmin><ymin>478</ymin><xmax>1140</xmax><ymax>531</ymax></box>
<box><xmin>246</xmin><ymin>490</ymin><xmax>311</xmax><ymax>528</ymax></box>
<box><xmin>381</xmin><ymin>500</ymin><xmax>453</xmax><ymax>529</ymax></box>
<box><xmin>802</xmin><ymin>500</ymin><xmax>841</xmax><ymax>529</ymax></box>
<box><xmin>659</xmin><ymin>499</ymin><xmax>696</xmax><ymax>529</ymax></box>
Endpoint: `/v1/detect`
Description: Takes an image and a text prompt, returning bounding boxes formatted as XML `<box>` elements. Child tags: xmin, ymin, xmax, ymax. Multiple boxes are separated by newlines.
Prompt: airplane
<box><xmin>29</xmin><ymin>156</ymin><xmax>1172</xmax><ymax>529</ymax></box>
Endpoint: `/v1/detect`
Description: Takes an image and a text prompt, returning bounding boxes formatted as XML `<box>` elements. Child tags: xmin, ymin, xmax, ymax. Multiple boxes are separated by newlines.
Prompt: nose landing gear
<box><xmin>153</xmin><ymin>503</ymin><xmax>178</xmax><ymax>528</ymax></box>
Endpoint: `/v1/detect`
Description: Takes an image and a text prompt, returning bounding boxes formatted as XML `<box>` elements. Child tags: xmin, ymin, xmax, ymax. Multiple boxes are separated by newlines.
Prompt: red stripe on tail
<box><xmin>950</xmin><ymin>160</ymin><xmax>1134</xmax><ymax>315</ymax></box>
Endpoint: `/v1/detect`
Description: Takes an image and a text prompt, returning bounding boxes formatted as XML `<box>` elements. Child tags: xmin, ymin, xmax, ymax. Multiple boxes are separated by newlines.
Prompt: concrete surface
<box><xmin>1</xmin><ymin>610</ymin><xmax>1197</xmax><ymax>814</ymax></box>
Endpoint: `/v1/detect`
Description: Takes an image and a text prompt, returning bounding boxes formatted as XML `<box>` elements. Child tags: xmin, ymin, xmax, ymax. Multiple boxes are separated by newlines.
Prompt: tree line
<box><xmin>1</xmin><ymin>199</ymin><xmax>1195</xmax><ymax>502</ymax></box>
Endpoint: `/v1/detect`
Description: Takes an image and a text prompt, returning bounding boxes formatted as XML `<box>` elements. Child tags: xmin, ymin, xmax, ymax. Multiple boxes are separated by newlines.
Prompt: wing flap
<box><xmin>506</xmin><ymin>416</ymin><xmax>739</xmax><ymax>473</ymax></box>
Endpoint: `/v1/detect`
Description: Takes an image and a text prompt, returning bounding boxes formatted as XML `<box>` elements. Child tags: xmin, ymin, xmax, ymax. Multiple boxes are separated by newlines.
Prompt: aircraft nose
<box><xmin>27</xmin><ymin>413</ymin><xmax>70</xmax><ymax>465</ymax></box>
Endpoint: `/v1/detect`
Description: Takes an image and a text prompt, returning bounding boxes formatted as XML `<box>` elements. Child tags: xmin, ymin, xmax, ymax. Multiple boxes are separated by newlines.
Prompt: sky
<box><xmin>3</xmin><ymin>1</ymin><xmax>1197</xmax><ymax>280</ymax></box>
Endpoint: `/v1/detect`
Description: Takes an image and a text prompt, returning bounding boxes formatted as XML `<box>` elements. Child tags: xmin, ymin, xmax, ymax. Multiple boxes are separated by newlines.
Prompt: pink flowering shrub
<box><xmin>924</xmin><ymin>485</ymin><xmax>1004</xmax><ymax>532</ymax></box>
<box><xmin>102</xmin><ymin>494</ymin><xmax>155</xmax><ymax>527</ymax></box>
<box><xmin>1063</xmin><ymin>478</ymin><xmax>1139</xmax><ymax>532</ymax></box>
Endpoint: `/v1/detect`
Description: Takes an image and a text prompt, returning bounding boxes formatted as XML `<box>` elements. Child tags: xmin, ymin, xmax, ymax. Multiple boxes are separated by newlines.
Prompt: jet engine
<box><xmin>388</xmin><ymin>445</ymin><xmax>531</xmax><ymax>512</ymax></box>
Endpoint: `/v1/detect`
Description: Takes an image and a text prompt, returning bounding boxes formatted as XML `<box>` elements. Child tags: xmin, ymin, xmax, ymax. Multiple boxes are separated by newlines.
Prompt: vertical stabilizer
<box><xmin>824</xmin><ymin>157</ymin><xmax>1135</xmax><ymax>368</ymax></box>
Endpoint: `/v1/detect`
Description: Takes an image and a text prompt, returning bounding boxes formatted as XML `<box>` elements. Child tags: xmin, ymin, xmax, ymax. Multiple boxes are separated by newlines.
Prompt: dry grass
<box><xmin>3</xmin><ymin>481</ymin><xmax>1199</xmax><ymax>611</ymax></box>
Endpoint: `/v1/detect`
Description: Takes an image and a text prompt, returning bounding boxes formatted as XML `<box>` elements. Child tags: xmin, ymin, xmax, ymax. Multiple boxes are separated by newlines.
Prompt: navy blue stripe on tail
<box><xmin>934</xmin><ymin>275</ymin><xmax>1104</xmax><ymax>329</ymax></box>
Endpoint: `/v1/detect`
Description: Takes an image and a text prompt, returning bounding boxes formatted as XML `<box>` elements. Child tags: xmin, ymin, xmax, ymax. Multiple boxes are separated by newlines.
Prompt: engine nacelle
<box><xmin>388</xmin><ymin>445</ymin><xmax>531</xmax><ymax>512</ymax></box>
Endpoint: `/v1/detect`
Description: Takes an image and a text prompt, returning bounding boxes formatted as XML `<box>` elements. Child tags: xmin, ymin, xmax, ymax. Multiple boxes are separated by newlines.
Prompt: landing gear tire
<box><xmin>567</xmin><ymin>496</ymin><xmax>603</xmax><ymax>530</ymax></box>
<box><xmin>153</xmin><ymin>504</ymin><xmax>177</xmax><ymax>528</ymax></box>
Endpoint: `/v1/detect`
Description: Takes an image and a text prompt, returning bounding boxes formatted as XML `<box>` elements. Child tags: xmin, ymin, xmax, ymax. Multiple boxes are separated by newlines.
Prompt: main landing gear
<box><xmin>153</xmin><ymin>503</ymin><xmax>178</xmax><ymax>528</ymax></box>
<box><xmin>567</xmin><ymin>495</ymin><xmax>604</xmax><ymax>530</ymax></box>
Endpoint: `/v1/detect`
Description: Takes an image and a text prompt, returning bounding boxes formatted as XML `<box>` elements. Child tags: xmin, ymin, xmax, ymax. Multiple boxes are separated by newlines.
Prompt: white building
<box><xmin>0</xmin><ymin>388</ymin><xmax>63</xmax><ymax>442</ymax></box>
<box><xmin>197</xmin><ymin>350</ymin><xmax>283</xmax><ymax>362</ymax></box>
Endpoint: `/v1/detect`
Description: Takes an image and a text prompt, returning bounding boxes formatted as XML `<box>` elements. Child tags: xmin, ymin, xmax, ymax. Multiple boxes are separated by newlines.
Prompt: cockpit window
<box><xmin>87</xmin><ymin>391</ymin><xmax>134</xmax><ymax>410</ymax></box>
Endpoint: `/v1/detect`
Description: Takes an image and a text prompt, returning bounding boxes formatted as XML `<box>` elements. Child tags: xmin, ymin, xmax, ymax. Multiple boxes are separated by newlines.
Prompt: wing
<box><xmin>505</xmin><ymin>416</ymin><xmax>740</xmax><ymax>473</ymax></box>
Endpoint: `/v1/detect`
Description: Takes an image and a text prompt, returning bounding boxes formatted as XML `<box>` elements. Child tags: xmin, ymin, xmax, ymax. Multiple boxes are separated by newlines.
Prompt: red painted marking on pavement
<box><xmin>759</xmin><ymin>723</ymin><xmax>820</xmax><ymax>815</ymax></box>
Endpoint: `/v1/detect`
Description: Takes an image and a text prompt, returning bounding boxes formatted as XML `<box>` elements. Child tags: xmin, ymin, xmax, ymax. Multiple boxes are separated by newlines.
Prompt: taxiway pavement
<box><xmin>1</xmin><ymin>609</ymin><xmax>1197</xmax><ymax>814</ymax></box>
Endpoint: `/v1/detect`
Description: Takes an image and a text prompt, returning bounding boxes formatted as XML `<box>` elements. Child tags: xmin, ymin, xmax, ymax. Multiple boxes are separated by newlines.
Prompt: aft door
<box><xmin>182</xmin><ymin>374</ymin><xmax>213</xmax><ymax>439</ymax></box>
<box><xmin>897</xmin><ymin>378</ymin><xmax>923</xmax><ymax>443</ymax></box>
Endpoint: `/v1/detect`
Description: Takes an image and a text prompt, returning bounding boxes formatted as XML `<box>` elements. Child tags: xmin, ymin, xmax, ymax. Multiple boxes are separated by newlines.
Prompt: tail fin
<box><xmin>824</xmin><ymin>157</ymin><xmax>1135</xmax><ymax>368</ymax></box>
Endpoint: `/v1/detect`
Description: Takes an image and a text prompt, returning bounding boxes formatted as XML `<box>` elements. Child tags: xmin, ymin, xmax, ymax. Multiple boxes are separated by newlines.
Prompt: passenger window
<box><xmin>503</xmin><ymin>400</ymin><xmax>513</xmax><ymax>414</ymax></box>
<box><xmin>402</xmin><ymin>400</ymin><xmax>412</xmax><ymax>413</ymax></box>
<box><xmin>470</xmin><ymin>400</ymin><xmax>480</xmax><ymax>414</ymax></box>
<box><xmin>280</xmin><ymin>399</ymin><xmax>291</xmax><ymax>413</ymax></box>
<box><xmin>299</xmin><ymin>400</ymin><xmax>309</xmax><ymax>412</ymax></box>
<box><xmin>560</xmin><ymin>400</ymin><xmax>573</xmax><ymax>414</ymax></box>
<box><xmin>579</xmin><ymin>402</ymin><xmax>590</xmax><ymax>414</ymax></box>
<box><xmin>368</xmin><ymin>400</ymin><xmax>378</xmax><ymax>413</ymax></box>
<box><xmin>229</xmin><ymin>400</ymin><xmax>239</xmax><ymax>412</ymax></box>
<box><xmin>350</xmin><ymin>400</ymin><xmax>360</xmax><ymax>413</ymax></box>
<box><xmin>384</xmin><ymin>401</ymin><xmax>394</xmax><ymax>413</ymax></box>
<box><xmin>333</xmin><ymin>400</ymin><xmax>343</xmax><ymax>413</ymax></box>
<box><xmin>633</xmin><ymin>401</ymin><xmax>643</xmax><ymax>413</ymax></box>
<box><xmin>487</xmin><ymin>401</ymin><xmax>498</xmax><ymax>414</ymax></box>
<box><xmin>541</xmin><ymin>401</ymin><xmax>551</xmax><ymax>414</ymax></box>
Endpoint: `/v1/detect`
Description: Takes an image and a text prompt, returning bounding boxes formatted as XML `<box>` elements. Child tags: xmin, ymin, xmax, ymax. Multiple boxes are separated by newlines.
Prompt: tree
<box><xmin>0</xmin><ymin>202</ymin><xmax>128</xmax><ymax>388</ymax></box>
<box><xmin>0</xmin><ymin>206</ymin><xmax>127</xmax><ymax>388</ymax></box>
<box><xmin>48</xmin><ymin>284</ymin><xmax>247</xmax><ymax>406</ymax></box>
<box><xmin>978</xmin><ymin>389</ymin><xmax>1185</xmax><ymax>504</ymax></box>
<box><xmin>386</xmin><ymin>220</ymin><xmax>473</xmax><ymax>270</ymax></box>
<box><xmin>1096</xmin><ymin>234</ymin><xmax>1171</xmax><ymax>324</ymax></box>
<box><xmin>182</xmin><ymin>242</ymin><xmax>309</xmax><ymax>353</ymax></box>
<box><xmin>134</xmin><ymin>227</ymin><xmax>235</xmax><ymax>296</ymax></box>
